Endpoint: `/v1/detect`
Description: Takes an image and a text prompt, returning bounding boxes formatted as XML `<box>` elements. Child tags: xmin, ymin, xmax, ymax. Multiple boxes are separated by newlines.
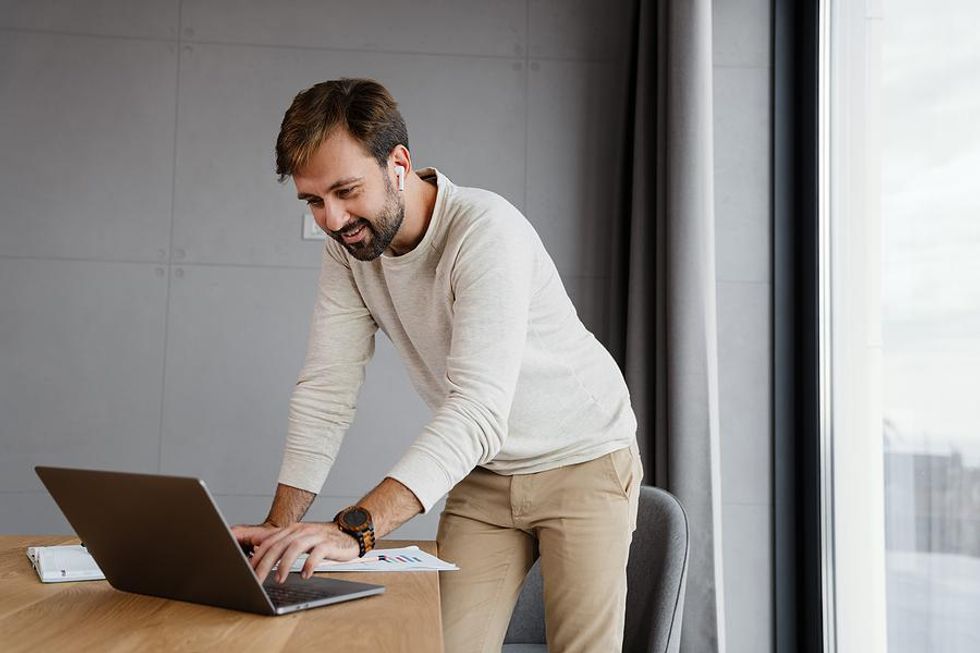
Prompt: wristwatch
<box><xmin>333</xmin><ymin>505</ymin><xmax>376</xmax><ymax>557</ymax></box>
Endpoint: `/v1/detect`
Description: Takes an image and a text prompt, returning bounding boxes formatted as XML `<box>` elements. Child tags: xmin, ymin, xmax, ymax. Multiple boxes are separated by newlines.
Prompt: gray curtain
<box><xmin>609</xmin><ymin>1</ymin><xmax>727</xmax><ymax>651</ymax></box>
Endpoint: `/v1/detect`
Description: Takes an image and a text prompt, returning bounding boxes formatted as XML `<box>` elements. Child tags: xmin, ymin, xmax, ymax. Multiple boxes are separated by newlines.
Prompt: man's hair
<box><xmin>275</xmin><ymin>78</ymin><xmax>409</xmax><ymax>181</ymax></box>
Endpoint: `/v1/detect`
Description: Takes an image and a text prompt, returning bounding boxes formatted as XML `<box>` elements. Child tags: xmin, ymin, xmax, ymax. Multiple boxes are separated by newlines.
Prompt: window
<box><xmin>823</xmin><ymin>1</ymin><xmax>980</xmax><ymax>651</ymax></box>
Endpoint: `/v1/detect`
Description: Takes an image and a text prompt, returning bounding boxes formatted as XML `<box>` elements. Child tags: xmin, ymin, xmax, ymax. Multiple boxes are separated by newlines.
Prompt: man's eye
<box><xmin>305</xmin><ymin>198</ymin><xmax>323</xmax><ymax>206</ymax></box>
<box><xmin>338</xmin><ymin>187</ymin><xmax>356</xmax><ymax>198</ymax></box>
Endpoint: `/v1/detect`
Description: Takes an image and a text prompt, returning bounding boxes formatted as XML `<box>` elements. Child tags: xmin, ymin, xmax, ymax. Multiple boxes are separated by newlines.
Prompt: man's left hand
<box><xmin>249</xmin><ymin>521</ymin><xmax>360</xmax><ymax>583</ymax></box>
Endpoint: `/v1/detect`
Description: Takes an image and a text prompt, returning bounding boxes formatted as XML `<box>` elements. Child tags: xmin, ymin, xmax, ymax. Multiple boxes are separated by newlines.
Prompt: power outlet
<box><xmin>302</xmin><ymin>213</ymin><xmax>326</xmax><ymax>241</ymax></box>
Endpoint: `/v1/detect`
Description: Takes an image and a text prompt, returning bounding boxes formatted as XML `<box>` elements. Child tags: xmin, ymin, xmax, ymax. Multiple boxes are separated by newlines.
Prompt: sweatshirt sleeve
<box><xmin>277</xmin><ymin>240</ymin><xmax>378</xmax><ymax>494</ymax></box>
<box><xmin>386</xmin><ymin>206</ymin><xmax>535</xmax><ymax>512</ymax></box>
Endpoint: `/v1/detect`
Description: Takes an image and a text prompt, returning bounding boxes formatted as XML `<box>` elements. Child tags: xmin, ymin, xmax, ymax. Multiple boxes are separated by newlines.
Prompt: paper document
<box><xmin>26</xmin><ymin>543</ymin><xmax>457</xmax><ymax>584</ymax></box>
<box><xmin>287</xmin><ymin>545</ymin><xmax>458</xmax><ymax>573</ymax></box>
<box><xmin>26</xmin><ymin>545</ymin><xmax>105</xmax><ymax>583</ymax></box>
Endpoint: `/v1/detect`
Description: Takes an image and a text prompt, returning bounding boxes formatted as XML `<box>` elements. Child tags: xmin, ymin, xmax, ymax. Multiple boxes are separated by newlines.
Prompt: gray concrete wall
<box><xmin>0</xmin><ymin>0</ymin><xmax>631</xmax><ymax>540</ymax></box>
<box><xmin>0</xmin><ymin>1</ymin><xmax>773</xmax><ymax>650</ymax></box>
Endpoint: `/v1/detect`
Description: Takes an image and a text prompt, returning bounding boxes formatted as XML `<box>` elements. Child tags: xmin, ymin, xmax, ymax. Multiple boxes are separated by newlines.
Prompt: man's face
<box><xmin>293</xmin><ymin>129</ymin><xmax>404</xmax><ymax>261</ymax></box>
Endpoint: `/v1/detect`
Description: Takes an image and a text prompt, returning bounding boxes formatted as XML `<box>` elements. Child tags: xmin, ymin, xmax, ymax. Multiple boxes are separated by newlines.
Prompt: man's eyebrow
<box><xmin>297</xmin><ymin>176</ymin><xmax>363</xmax><ymax>200</ymax></box>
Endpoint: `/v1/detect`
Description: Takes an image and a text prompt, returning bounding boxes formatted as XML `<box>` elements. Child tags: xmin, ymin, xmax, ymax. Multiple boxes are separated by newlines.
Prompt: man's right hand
<box><xmin>231</xmin><ymin>521</ymin><xmax>282</xmax><ymax>556</ymax></box>
<box><xmin>230</xmin><ymin>484</ymin><xmax>317</xmax><ymax>558</ymax></box>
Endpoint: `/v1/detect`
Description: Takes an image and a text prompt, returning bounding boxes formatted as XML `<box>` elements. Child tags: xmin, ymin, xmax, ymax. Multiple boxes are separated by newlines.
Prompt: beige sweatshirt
<box><xmin>277</xmin><ymin>168</ymin><xmax>637</xmax><ymax>512</ymax></box>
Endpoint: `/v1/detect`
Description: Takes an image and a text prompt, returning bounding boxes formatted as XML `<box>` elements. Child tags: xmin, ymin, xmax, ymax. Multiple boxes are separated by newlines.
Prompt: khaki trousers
<box><xmin>437</xmin><ymin>443</ymin><xmax>643</xmax><ymax>653</ymax></box>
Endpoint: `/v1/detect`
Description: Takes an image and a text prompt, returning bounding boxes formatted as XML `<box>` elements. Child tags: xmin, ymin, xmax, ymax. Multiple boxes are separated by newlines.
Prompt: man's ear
<box><xmin>389</xmin><ymin>144</ymin><xmax>412</xmax><ymax>191</ymax></box>
<box><xmin>389</xmin><ymin>144</ymin><xmax>412</xmax><ymax>174</ymax></box>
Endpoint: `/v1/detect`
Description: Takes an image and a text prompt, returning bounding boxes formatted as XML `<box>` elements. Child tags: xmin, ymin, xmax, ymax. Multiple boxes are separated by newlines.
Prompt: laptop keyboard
<box><xmin>265</xmin><ymin>583</ymin><xmax>331</xmax><ymax>606</ymax></box>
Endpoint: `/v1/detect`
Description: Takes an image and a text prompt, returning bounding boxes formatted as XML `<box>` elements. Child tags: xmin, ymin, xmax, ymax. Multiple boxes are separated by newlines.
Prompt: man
<box><xmin>233</xmin><ymin>78</ymin><xmax>643</xmax><ymax>653</ymax></box>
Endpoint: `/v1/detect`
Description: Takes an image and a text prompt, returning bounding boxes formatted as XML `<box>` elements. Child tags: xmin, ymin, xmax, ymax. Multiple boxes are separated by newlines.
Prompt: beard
<box><xmin>333</xmin><ymin>175</ymin><xmax>405</xmax><ymax>261</ymax></box>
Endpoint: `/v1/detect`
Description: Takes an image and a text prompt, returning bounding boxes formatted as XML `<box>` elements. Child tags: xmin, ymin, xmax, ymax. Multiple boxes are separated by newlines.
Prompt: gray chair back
<box><xmin>503</xmin><ymin>485</ymin><xmax>690</xmax><ymax>653</ymax></box>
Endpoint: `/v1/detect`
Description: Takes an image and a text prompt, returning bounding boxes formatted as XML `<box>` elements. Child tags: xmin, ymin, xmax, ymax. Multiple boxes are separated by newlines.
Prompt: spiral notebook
<box><xmin>26</xmin><ymin>544</ymin><xmax>105</xmax><ymax>583</ymax></box>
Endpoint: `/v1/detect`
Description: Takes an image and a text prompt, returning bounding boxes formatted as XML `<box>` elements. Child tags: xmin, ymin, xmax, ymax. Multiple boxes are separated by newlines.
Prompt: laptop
<box><xmin>34</xmin><ymin>466</ymin><xmax>385</xmax><ymax>615</ymax></box>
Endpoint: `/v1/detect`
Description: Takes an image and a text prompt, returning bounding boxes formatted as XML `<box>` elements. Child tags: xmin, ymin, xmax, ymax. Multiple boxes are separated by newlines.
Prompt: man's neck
<box><xmin>387</xmin><ymin>171</ymin><xmax>438</xmax><ymax>256</ymax></box>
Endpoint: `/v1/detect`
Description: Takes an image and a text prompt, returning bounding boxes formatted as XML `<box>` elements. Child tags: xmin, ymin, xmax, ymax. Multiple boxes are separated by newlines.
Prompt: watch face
<box><xmin>345</xmin><ymin>508</ymin><xmax>368</xmax><ymax>528</ymax></box>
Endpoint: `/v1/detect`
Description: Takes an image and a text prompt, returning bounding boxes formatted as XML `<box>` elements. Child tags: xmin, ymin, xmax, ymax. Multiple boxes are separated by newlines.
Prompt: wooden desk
<box><xmin>0</xmin><ymin>535</ymin><xmax>443</xmax><ymax>652</ymax></box>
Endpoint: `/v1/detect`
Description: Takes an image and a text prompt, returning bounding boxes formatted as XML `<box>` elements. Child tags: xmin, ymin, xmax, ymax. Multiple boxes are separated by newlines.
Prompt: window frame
<box><xmin>773</xmin><ymin>0</ymin><xmax>828</xmax><ymax>651</ymax></box>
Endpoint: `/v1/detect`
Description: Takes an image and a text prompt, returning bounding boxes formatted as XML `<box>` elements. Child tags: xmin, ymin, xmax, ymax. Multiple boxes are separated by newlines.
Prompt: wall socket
<box><xmin>302</xmin><ymin>213</ymin><xmax>326</xmax><ymax>240</ymax></box>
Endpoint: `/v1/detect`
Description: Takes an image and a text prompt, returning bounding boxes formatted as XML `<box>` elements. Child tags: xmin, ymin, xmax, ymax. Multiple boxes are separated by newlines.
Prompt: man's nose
<box><xmin>316</xmin><ymin>202</ymin><xmax>350</xmax><ymax>234</ymax></box>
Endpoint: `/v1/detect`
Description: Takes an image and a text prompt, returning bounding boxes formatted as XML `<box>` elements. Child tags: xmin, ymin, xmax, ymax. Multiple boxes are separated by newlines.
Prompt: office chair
<box><xmin>502</xmin><ymin>485</ymin><xmax>690</xmax><ymax>653</ymax></box>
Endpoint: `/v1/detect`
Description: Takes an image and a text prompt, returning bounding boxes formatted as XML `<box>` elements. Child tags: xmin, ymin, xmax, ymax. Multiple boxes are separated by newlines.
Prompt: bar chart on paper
<box><xmin>289</xmin><ymin>546</ymin><xmax>458</xmax><ymax>573</ymax></box>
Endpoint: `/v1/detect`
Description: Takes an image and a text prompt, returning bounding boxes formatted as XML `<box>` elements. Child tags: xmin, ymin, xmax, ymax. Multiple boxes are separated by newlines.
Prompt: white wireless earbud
<box><xmin>394</xmin><ymin>165</ymin><xmax>405</xmax><ymax>191</ymax></box>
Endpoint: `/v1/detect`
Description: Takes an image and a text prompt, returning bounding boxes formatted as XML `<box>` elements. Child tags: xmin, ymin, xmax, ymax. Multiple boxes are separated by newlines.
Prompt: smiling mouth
<box><xmin>340</xmin><ymin>223</ymin><xmax>367</xmax><ymax>244</ymax></box>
